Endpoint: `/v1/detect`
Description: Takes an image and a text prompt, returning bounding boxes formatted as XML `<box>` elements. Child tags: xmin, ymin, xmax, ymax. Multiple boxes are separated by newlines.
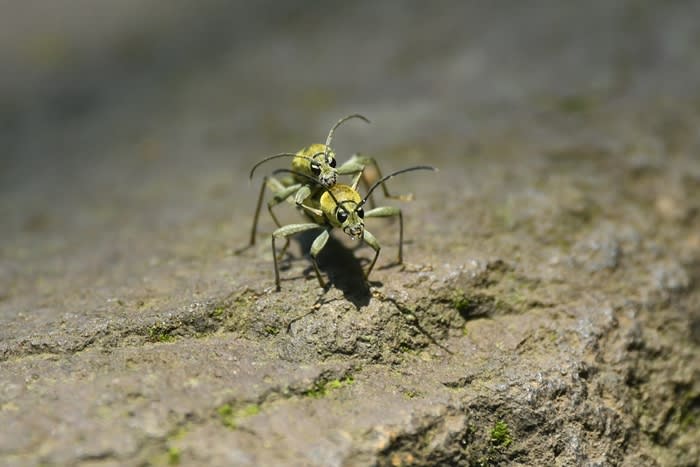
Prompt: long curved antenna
<box><xmin>272</xmin><ymin>168</ymin><xmax>343</xmax><ymax>209</ymax></box>
<box><xmin>249</xmin><ymin>152</ymin><xmax>325</xmax><ymax>179</ymax></box>
<box><xmin>324</xmin><ymin>114</ymin><xmax>370</xmax><ymax>151</ymax></box>
<box><xmin>359</xmin><ymin>166</ymin><xmax>437</xmax><ymax>208</ymax></box>
<box><xmin>272</xmin><ymin>168</ymin><xmax>322</xmax><ymax>186</ymax></box>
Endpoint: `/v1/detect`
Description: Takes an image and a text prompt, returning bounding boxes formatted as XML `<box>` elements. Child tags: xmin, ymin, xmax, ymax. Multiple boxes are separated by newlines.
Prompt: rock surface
<box><xmin>1</xmin><ymin>2</ymin><xmax>699</xmax><ymax>466</ymax></box>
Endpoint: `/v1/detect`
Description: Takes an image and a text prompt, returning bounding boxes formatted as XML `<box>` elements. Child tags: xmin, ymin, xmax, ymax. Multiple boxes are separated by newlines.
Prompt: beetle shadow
<box><xmin>293</xmin><ymin>229</ymin><xmax>373</xmax><ymax>308</ymax></box>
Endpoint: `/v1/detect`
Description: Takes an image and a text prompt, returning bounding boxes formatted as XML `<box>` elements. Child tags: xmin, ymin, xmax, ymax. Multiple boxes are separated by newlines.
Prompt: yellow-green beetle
<box><xmin>241</xmin><ymin>114</ymin><xmax>413</xmax><ymax>251</ymax></box>
<box><xmin>270</xmin><ymin>165</ymin><xmax>437</xmax><ymax>291</ymax></box>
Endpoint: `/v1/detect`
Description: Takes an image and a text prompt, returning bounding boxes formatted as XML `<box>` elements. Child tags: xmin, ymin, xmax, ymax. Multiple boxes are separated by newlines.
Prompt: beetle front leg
<box><xmin>293</xmin><ymin>185</ymin><xmax>312</xmax><ymax>206</ymax></box>
<box><xmin>361</xmin><ymin>229</ymin><xmax>381</xmax><ymax>283</ymax></box>
<box><xmin>272</xmin><ymin>223</ymin><xmax>322</xmax><ymax>291</ymax></box>
<box><xmin>309</xmin><ymin>228</ymin><xmax>331</xmax><ymax>289</ymax></box>
<box><xmin>364</xmin><ymin>206</ymin><xmax>403</xmax><ymax>263</ymax></box>
<box><xmin>264</xmin><ymin>177</ymin><xmax>300</xmax><ymax>220</ymax></box>
<box><xmin>336</xmin><ymin>153</ymin><xmax>368</xmax><ymax>177</ymax></box>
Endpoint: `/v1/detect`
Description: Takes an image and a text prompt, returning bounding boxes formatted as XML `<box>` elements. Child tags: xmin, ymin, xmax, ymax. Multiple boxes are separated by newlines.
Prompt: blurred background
<box><xmin>2</xmin><ymin>0</ymin><xmax>700</xmax><ymax>295</ymax></box>
<box><xmin>3</xmin><ymin>0</ymin><xmax>700</xmax><ymax>199</ymax></box>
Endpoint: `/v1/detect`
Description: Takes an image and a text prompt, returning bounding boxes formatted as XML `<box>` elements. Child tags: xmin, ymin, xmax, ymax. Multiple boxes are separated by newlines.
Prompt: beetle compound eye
<box><xmin>328</xmin><ymin>157</ymin><xmax>336</xmax><ymax>168</ymax></box>
<box><xmin>356</xmin><ymin>207</ymin><xmax>364</xmax><ymax>218</ymax></box>
<box><xmin>336</xmin><ymin>210</ymin><xmax>348</xmax><ymax>223</ymax></box>
<box><xmin>310</xmin><ymin>163</ymin><xmax>321</xmax><ymax>175</ymax></box>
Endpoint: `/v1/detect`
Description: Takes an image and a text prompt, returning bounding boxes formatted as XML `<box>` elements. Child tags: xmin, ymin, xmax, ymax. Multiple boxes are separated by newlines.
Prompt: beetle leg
<box><xmin>267</xmin><ymin>181</ymin><xmax>303</xmax><ymax>228</ymax></box>
<box><xmin>339</xmin><ymin>154</ymin><xmax>414</xmax><ymax>208</ymax></box>
<box><xmin>293</xmin><ymin>184</ymin><xmax>313</xmax><ymax>206</ymax></box>
<box><xmin>361</xmin><ymin>229</ymin><xmax>381</xmax><ymax>282</ymax></box>
<box><xmin>244</xmin><ymin>175</ymin><xmax>302</xmax><ymax>249</ymax></box>
<box><xmin>355</xmin><ymin>154</ymin><xmax>415</xmax><ymax>201</ymax></box>
<box><xmin>309</xmin><ymin>228</ymin><xmax>331</xmax><ymax>289</ymax></box>
<box><xmin>364</xmin><ymin>206</ymin><xmax>403</xmax><ymax>263</ymax></box>
<box><xmin>272</xmin><ymin>223</ymin><xmax>322</xmax><ymax>291</ymax></box>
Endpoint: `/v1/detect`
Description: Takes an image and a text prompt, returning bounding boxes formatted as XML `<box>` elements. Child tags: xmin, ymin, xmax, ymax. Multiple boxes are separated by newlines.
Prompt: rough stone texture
<box><xmin>1</xmin><ymin>1</ymin><xmax>699</xmax><ymax>466</ymax></box>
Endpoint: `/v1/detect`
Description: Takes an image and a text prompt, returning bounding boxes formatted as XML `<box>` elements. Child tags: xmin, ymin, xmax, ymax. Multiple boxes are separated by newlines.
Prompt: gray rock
<box><xmin>1</xmin><ymin>2</ymin><xmax>698</xmax><ymax>466</ymax></box>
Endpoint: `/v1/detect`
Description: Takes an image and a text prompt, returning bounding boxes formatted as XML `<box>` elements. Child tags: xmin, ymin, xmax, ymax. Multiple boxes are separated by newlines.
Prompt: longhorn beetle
<box><xmin>242</xmin><ymin>114</ymin><xmax>413</xmax><ymax>250</ymax></box>
<box><xmin>269</xmin><ymin>165</ymin><xmax>437</xmax><ymax>291</ymax></box>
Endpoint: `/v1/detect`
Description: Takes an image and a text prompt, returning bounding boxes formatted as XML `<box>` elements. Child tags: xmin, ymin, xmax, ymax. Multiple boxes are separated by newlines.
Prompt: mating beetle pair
<box><xmin>243</xmin><ymin>114</ymin><xmax>436</xmax><ymax>291</ymax></box>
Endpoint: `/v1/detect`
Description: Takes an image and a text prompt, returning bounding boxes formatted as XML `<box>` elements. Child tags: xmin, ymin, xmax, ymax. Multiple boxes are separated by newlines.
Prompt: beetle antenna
<box><xmin>272</xmin><ymin>168</ymin><xmax>321</xmax><ymax>186</ymax></box>
<box><xmin>272</xmin><ymin>168</ymin><xmax>343</xmax><ymax>208</ymax></box>
<box><xmin>359</xmin><ymin>165</ymin><xmax>438</xmax><ymax>208</ymax></box>
<box><xmin>324</xmin><ymin>114</ymin><xmax>370</xmax><ymax>153</ymax></box>
<box><xmin>249</xmin><ymin>152</ymin><xmax>325</xmax><ymax>179</ymax></box>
